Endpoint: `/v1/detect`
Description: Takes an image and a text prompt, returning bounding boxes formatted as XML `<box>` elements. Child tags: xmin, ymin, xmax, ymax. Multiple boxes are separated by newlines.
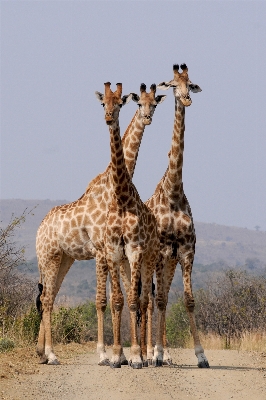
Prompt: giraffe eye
<box><xmin>102</xmin><ymin>103</ymin><xmax>105</xmax><ymax>107</ymax></box>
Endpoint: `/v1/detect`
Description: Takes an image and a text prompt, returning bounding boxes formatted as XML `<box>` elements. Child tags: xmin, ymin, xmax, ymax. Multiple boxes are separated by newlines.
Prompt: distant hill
<box><xmin>1</xmin><ymin>199</ymin><xmax>265</xmax><ymax>265</ymax></box>
<box><xmin>1</xmin><ymin>199</ymin><xmax>266</xmax><ymax>303</ymax></box>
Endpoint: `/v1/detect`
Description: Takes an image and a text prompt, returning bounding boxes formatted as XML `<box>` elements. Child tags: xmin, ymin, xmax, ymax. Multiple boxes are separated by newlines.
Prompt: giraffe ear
<box><xmin>121</xmin><ymin>93</ymin><xmax>132</xmax><ymax>105</ymax></box>
<box><xmin>157</xmin><ymin>82</ymin><xmax>171</xmax><ymax>91</ymax></box>
<box><xmin>155</xmin><ymin>95</ymin><xmax>167</xmax><ymax>104</ymax></box>
<box><xmin>188</xmin><ymin>83</ymin><xmax>202</xmax><ymax>93</ymax></box>
<box><xmin>131</xmin><ymin>93</ymin><xmax>140</xmax><ymax>103</ymax></box>
<box><xmin>95</xmin><ymin>91</ymin><xmax>104</xmax><ymax>102</ymax></box>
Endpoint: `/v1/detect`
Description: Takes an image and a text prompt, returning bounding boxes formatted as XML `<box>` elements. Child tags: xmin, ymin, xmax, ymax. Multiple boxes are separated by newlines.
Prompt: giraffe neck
<box><xmin>121</xmin><ymin>110</ymin><xmax>145</xmax><ymax>179</ymax></box>
<box><xmin>109</xmin><ymin>119</ymin><xmax>130</xmax><ymax>201</ymax></box>
<box><xmin>163</xmin><ymin>97</ymin><xmax>185</xmax><ymax>199</ymax></box>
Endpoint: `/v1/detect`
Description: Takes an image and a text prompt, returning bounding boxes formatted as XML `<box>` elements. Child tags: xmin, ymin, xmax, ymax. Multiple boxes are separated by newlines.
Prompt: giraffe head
<box><xmin>131</xmin><ymin>83</ymin><xmax>166</xmax><ymax>125</ymax></box>
<box><xmin>157</xmin><ymin>64</ymin><xmax>201</xmax><ymax>106</ymax></box>
<box><xmin>95</xmin><ymin>82</ymin><xmax>132</xmax><ymax>125</ymax></box>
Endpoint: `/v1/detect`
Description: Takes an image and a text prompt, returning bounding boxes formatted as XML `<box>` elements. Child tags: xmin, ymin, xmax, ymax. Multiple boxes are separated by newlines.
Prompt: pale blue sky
<box><xmin>1</xmin><ymin>1</ymin><xmax>266</xmax><ymax>231</ymax></box>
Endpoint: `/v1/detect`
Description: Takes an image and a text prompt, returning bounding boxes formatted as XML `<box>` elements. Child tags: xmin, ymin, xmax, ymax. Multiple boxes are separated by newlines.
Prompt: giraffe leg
<box><xmin>119</xmin><ymin>259</ymin><xmax>134</xmax><ymax>365</ymax></box>
<box><xmin>36</xmin><ymin>252</ymin><xmax>74</xmax><ymax>364</ymax></box>
<box><xmin>127</xmin><ymin>259</ymin><xmax>142</xmax><ymax>369</ymax></box>
<box><xmin>36</xmin><ymin>320</ymin><xmax>47</xmax><ymax>364</ymax></box>
<box><xmin>138</xmin><ymin>258</ymin><xmax>156</xmax><ymax>367</ymax></box>
<box><xmin>161</xmin><ymin>259</ymin><xmax>177</xmax><ymax>366</ymax></box>
<box><xmin>109</xmin><ymin>277</ymin><xmax>128</xmax><ymax>365</ymax></box>
<box><xmin>153</xmin><ymin>260</ymin><xmax>165</xmax><ymax>367</ymax></box>
<box><xmin>95</xmin><ymin>252</ymin><xmax>109</xmax><ymax>366</ymax></box>
<box><xmin>180</xmin><ymin>253</ymin><xmax>210</xmax><ymax>368</ymax></box>
<box><xmin>36</xmin><ymin>254</ymin><xmax>62</xmax><ymax>365</ymax></box>
<box><xmin>146</xmin><ymin>290</ymin><xmax>154</xmax><ymax>365</ymax></box>
<box><xmin>106</xmin><ymin>250</ymin><xmax>124</xmax><ymax>369</ymax></box>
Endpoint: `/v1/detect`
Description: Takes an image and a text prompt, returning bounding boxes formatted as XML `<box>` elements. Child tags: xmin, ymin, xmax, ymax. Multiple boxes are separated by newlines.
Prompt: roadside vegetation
<box><xmin>1</xmin><ymin>212</ymin><xmax>266</xmax><ymax>355</ymax></box>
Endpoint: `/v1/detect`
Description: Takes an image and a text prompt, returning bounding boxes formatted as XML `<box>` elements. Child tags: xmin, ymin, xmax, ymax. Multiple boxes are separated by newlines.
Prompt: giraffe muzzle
<box><xmin>143</xmin><ymin>115</ymin><xmax>152</xmax><ymax>125</ymax></box>
<box><xmin>180</xmin><ymin>96</ymin><xmax>192</xmax><ymax>107</ymax></box>
<box><xmin>105</xmin><ymin>111</ymin><xmax>114</xmax><ymax>124</ymax></box>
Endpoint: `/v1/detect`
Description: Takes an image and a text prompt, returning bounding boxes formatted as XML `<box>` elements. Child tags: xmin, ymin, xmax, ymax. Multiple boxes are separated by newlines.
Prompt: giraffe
<box><xmin>35</xmin><ymin>82</ymin><xmax>164</xmax><ymax>366</ymax></box>
<box><xmin>145</xmin><ymin>64</ymin><xmax>210</xmax><ymax>368</ymax></box>
<box><xmin>95</xmin><ymin>82</ymin><xmax>160</xmax><ymax>369</ymax></box>
<box><xmin>93</xmin><ymin>83</ymin><xmax>166</xmax><ymax>365</ymax></box>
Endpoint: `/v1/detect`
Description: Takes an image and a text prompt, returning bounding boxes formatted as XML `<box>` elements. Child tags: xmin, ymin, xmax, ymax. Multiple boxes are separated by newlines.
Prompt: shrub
<box><xmin>195</xmin><ymin>269</ymin><xmax>266</xmax><ymax>347</ymax></box>
<box><xmin>52</xmin><ymin>306</ymin><xmax>84</xmax><ymax>343</ymax></box>
<box><xmin>166</xmin><ymin>296</ymin><xmax>190</xmax><ymax>347</ymax></box>
<box><xmin>21</xmin><ymin>305</ymin><xmax>41</xmax><ymax>343</ymax></box>
<box><xmin>0</xmin><ymin>338</ymin><xmax>15</xmax><ymax>352</ymax></box>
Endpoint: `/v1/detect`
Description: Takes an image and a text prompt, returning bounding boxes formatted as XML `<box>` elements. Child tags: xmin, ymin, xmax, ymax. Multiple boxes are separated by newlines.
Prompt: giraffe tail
<box><xmin>36</xmin><ymin>282</ymin><xmax>43</xmax><ymax>316</ymax></box>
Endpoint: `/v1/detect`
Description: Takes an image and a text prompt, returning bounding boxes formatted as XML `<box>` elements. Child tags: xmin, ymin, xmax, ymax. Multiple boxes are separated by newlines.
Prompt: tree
<box><xmin>0</xmin><ymin>210</ymin><xmax>35</xmax><ymax>335</ymax></box>
<box><xmin>195</xmin><ymin>270</ymin><xmax>266</xmax><ymax>347</ymax></box>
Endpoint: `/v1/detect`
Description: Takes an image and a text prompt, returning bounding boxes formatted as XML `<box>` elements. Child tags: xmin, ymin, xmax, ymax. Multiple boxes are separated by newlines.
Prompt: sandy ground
<box><xmin>1</xmin><ymin>344</ymin><xmax>266</xmax><ymax>400</ymax></box>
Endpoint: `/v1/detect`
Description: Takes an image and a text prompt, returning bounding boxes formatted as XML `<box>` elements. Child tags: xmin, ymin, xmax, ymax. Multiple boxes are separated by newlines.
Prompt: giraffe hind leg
<box><xmin>36</xmin><ymin>283</ymin><xmax>48</xmax><ymax>364</ymax></box>
<box><xmin>180</xmin><ymin>253</ymin><xmax>210</xmax><ymax>368</ymax></box>
<box><xmin>38</xmin><ymin>252</ymin><xmax>68</xmax><ymax>365</ymax></box>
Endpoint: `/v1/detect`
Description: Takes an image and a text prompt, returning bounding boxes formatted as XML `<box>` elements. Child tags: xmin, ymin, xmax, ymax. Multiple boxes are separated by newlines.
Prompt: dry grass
<box><xmin>186</xmin><ymin>331</ymin><xmax>266</xmax><ymax>352</ymax></box>
<box><xmin>0</xmin><ymin>342</ymin><xmax>96</xmax><ymax>380</ymax></box>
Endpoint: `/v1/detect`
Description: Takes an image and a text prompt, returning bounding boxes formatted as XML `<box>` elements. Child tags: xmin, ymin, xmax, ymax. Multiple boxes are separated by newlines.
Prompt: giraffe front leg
<box><xmin>96</xmin><ymin>252</ymin><xmax>109</xmax><ymax>366</ymax></box>
<box><xmin>39</xmin><ymin>256</ymin><xmax>61</xmax><ymax>365</ymax></box>
<box><xmin>146</xmin><ymin>290</ymin><xmax>154</xmax><ymax>365</ymax></box>
<box><xmin>181</xmin><ymin>253</ymin><xmax>210</xmax><ymax>368</ymax></box>
<box><xmin>153</xmin><ymin>261</ymin><xmax>166</xmax><ymax>367</ymax></box>
<box><xmin>127</xmin><ymin>262</ymin><xmax>142</xmax><ymax>369</ymax></box>
<box><xmin>139</xmin><ymin>265</ymin><xmax>155</xmax><ymax>367</ymax></box>
<box><xmin>106</xmin><ymin>251</ymin><xmax>124</xmax><ymax>369</ymax></box>
<box><xmin>162</xmin><ymin>259</ymin><xmax>178</xmax><ymax>366</ymax></box>
<box><xmin>119</xmin><ymin>259</ymin><xmax>133</xmax><ymax>366</ymax></box>
<box><xmin>109</xmin><ymin>277</ymin><xmax>129</xmax><ymax>366</ymax></box>
<box><xmin>109</xmin><ymin>283</ymin><xmax>124</xmax><ymax>368</ymax></box>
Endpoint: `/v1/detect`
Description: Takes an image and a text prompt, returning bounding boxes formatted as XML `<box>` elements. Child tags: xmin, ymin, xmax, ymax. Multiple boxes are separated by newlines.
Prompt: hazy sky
<box><xmin>1</xmin><ymin>1</ymin><xmax>266</xmax><ymax>231</ymax></box>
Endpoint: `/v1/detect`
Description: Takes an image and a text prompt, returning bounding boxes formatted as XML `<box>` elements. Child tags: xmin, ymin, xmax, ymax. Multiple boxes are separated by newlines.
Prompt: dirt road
<box><xmin>1</xmin><ymin>345</ymin><xmax>266</xmax><ymax>399</ymax></box>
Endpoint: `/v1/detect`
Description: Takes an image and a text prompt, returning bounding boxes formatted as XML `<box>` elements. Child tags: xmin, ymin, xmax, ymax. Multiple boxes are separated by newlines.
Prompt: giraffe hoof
<box><xmin>110</xmin><ymin>362</ymin><xmax>121</xmax><ymax>369</ymax></box>
<box><xmin>198</xmin><ymin>360</ymin><xmax>210</xmax><ymax>368</ymax></box>
<box><xmin>98</xmin><ymin>359</ymin><xmax>110</xmax><ymax>366</ymax></box>
<box><xmin>147</xmin><ymin>359</ymin><xmax>153</xmax><ymax>366</ymax></box>
<box><xmin>142</xmin><ymin>360</ymin><xmax>149</xmax><ymax>367</ymax></box>
<box><xmin>47</xmin><ymin>359</ymin><xmax>60</xmax><ymax>365</ymax></box>
<box><xmin>120</xmin><ymin>359</ymin><xmax>128</xmax><ymax>366</ymax></box>
<box><xmin>153</xmin><ymin>359</ymin><xmax>163</xmax><ymax>367</ymax></box>
<box><xmin>130</xmin><ymin>362</ymin><xmax>143</xmax><ymax>369</ymax></box>
<box><xmin>38</xmin><ymin>356</ymin><xmax>48</xmax><ymax>364</ymax></box>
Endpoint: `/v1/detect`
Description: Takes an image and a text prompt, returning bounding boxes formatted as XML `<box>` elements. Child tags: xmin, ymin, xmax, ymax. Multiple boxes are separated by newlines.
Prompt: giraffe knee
<box><xmin>156</xmin><ymin>296</ymin><xmax>166</xmax><ymax>312</ymax></box>
<box><xmin>184</xmin><ymin>292</ymin><xmax>195</xmax><ymax>312</ymax></box>
<box><xmin>96</xmin><ymin>297</ymin><xmax>107</xmax><ymax>312</ymax></box>
<box><xmin>113</xmin><ymin>293</ymin><xmax>124</xmax><ymax>311</ymax></box>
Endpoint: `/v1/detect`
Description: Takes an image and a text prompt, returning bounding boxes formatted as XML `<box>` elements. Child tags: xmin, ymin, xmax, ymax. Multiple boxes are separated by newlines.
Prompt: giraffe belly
<box><xmin>58</xmin><ymin>226</ymin><xmax>98</xmax><ymax>261</ymax></box>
